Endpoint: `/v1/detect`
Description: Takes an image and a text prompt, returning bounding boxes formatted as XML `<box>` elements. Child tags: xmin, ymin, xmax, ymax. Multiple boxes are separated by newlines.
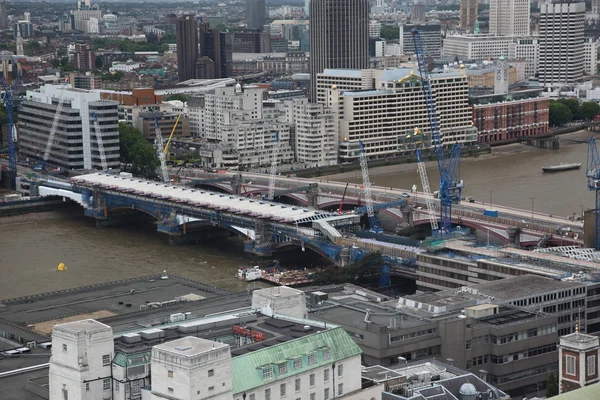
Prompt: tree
<box><xmin>578</xmin><ymin>101</ymin><xmax>600</xmax><ymax>120</ymax></box>
<box><xmin>380</xmin><ymin>25</ymin><xmax>400</xmax><ymax>40</ymax></box>
<box><xmin>549</xmin><ymin>101</ymin><xmax>573</xmax><ymax>126</ymax></box>
<box><xmin>558</xmin><ymin>98</ymin><xmax>579</xmax><ymax>119</ymax></box>
<box><xmin>118</xmin><ymin>123</ymin><xmax>159</xmax><ymax>179</ymax></box>
<box><xmin>546</xmin><ymin>372</ymin><xmax>558</xmax><ymax>398</ymax></box>
<box><xmin>163</xmin><ymin>93</ymin><xmax>189</xmax><ymax>102</ymax></box>
<box><xmin>95</xmin><ymin>56</ymin><xmax>104</xmax><ymax>69</ymax></box>
<box><xmin>51</xmin><ymin>58</ymin><xmax>60</xmax><ymax>68</ymax></box>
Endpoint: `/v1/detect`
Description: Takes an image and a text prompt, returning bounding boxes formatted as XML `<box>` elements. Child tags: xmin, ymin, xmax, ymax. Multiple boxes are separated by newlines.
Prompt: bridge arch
<box><xmin>38</xmin><ymin>186</ymin><xmax>88</xmax><ymax>208</ymax></box>
<box><xmin>272</xmin><ymin>240</ymin><xmax>340</xmax><ymax>265</ymax></box>
<box><xmin>413</xmin><ymin>219</ymin><xmax>509</xmax><ymax>242</ymax></box>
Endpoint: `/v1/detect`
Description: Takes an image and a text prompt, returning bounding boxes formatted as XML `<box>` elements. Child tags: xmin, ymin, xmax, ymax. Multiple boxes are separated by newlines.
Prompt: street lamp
<box><xmin>530</xmin><ymin>197</ymin><xmax>535</xmax><ymax>222</ymax></box>
<box><xmin>489</xmin><ymin>190</ymin><xmax>494</xmax><ymax>210</ymax></box>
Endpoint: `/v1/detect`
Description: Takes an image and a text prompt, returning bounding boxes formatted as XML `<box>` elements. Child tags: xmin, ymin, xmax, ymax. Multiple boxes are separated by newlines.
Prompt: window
<box><xmin>324</xmin><ymin>368</ymin><xmax>330</xmax><ymax>381</ymax></box>
<box><xmin>62</xmin><ymin>344</ymin><xmax>67</xmax><ymax>352</ymax></box>
<box><xmin>168</xmin><ymin>370</ymin><xmax>173</xmax><ymax>378</ymax></box>
<box><xmin>168</xmin><ymin>387</ymin><xmax>174</xmax><ymax>393</ymax></box>
<box><xmin>310</xmin><ymin>373</ymin><xmax>315</xmax><ymax>387</ymax></box>
<box><xmin>209</xmin><ymin>386</ymin><xmax>214</xmax><ymax>391</ymax></box>
<box><xmin>338</xmin><ymin>364</ymin><xmax>343</xmax><ymax>377</ymax></box>
<box><xmin>293</xmin><ymin>358</ymin><xmax>302</xmax><ymax>369</ymax></box>
<box><xmin>263</xmin><ymin>367</ymin><xmax>273</xmax><ymax>379</ymax></box>
<box><xmin>295</xmin><ymin>378</ymin><xmax>301</xmax><ymax>392</ymax></box>
<box><xmin>103</xmin><ymin>378</ymin><xmax>111</xmax><ymax>390</ymax></box>
<box><xmin>279</xmin><ymin>363</ymin><xmax>288</xmax><ymax>374</ymax></box>
<box><xmin>324</xmin><ymin>388</ymin><xmax>330</xmax><ymax>400</ymax></box>
<box><xmin>249</xmin><ymin>395</ymin><xmax>255</xmax><ymax>400</ymax></box>
<box><xmin>265</xmin><ymin>388</ymin><xmax>271</xmax><ymax>400</ymax></box>
<box><xmin>102</xmin><ymin>354</ymin><xmax>111</xmax><ymax>366</ymax></box>
<box><xmin>589</xmin><ymin>355</ymin><xmax>596</xmax><ymax>376</ymax></box>
<box><xmin>310</xmin><ymin>394</ymin><xmax>315</xmax><ymax>400</ymax></box>
<box><xmin>132</xmin><ymin>380</ymin><xmax>140</xmax><ymax>393</ymax></box>
<box><xmin>62</xmin><ymin>389</ymin><xmax>68</xmax><ymax>400</ymax></box>
<box><xmin>85</xmin><ymin>383</ymin><xmax>89</xmax><ymax>391</ymax></box>
<box><xmin>566</xmin><ymin>355</ymin><xmax>577</xmax><ymax>376</ymax></box>
<box><xmin>322</xmin><ymin>350</ymin><xmax>331</xmax><ymax>360</ymax></box>
<box><xmin>338</xmin><ymin>383</ymin><xmax>343</xmax><ymax>395</ymax></box>
<box><xmin>280</xmin><ymin>383</ymin><xmax>286</xmax><ymax>397</ymax></box>
<box><xmin>308</xmin><ymin>354</ymin><xmax>317</xmax><ymax>365</ymax></box>
<box><xmin>208</xmin><ymin>369</ymin><xmax>214</xmax><ymax>377</ymax></box>
<box><xmin>115</xmin><ymin>382</ymin><xmax>120</xmax><ymax>391</ymax></box>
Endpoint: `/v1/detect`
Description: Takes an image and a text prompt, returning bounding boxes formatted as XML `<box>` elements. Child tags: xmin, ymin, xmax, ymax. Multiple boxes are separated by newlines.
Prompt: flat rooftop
<box><xmin>0</xmin><ymin>273</ymin><xmax>228</xmax><ymax>343</ymax></box>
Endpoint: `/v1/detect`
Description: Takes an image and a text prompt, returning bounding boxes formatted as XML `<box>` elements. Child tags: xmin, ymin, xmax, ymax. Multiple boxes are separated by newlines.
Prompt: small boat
<box><xmin>542</xmin><ymin>163</ymin><xmax>581</xmax><ymax>173</ymax></box>
<box><xmin>236</xmin><ymin>266</ymin><xmax>263</xmax><ymax>282</ymax></box>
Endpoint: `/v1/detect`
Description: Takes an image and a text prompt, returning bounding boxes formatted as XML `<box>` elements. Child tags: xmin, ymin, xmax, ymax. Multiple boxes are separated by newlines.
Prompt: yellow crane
<box><xmin>163</xmin><ymin>114</ymin><xmax>182</xmax><ymax>156</ymax></box>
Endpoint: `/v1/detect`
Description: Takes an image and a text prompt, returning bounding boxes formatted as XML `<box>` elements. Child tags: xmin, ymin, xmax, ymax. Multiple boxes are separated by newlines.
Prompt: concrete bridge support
<box><xmin>306</xmin><ymin>184</ymin><xmax>319</xmax><ymax>209</ymax></box>
<box><xmin>167</xmin><ymin>225</ymin><xmax>234</xmax><ymax>245</ymax></box>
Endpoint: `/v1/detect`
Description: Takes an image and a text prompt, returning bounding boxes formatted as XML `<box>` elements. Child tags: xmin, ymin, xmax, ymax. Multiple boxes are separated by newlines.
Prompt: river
<box><xmin>0</xmin><ymin>130</ymin><xmax>598</xmax><ymax>299</ymax></box>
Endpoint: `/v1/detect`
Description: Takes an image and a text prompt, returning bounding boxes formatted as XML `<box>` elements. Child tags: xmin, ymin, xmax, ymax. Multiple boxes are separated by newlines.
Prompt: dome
<box><xmin>459</xmin><ymin>383</ymin><xmax>477</xmax><ymax>396</ymax></box>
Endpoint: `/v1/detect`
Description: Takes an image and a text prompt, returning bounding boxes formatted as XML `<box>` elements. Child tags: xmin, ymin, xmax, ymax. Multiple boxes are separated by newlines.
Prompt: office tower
<box><xmin>74</xmin><ymin>43</ymin><xmax>95</xmax><ymax>71</ymax></box>
<box><xmin>411</xmin><ymin>1</ymin><xmax>426</xmax><ymax>23</ymax></box>
<box><xmin>399</xmin><ymin>23</ymin><xmax>442</xmax><ymax>57</ymax></box>
<box><xmin>246</xmin><ymin>0</ymin><xmax>266</xmax><ymax>30</ymax></box>
<box><xmin>198</xmin><ymin>23</ymin><xmax>232</xmax><ymax>79</ymax></box>
<box><xmin>0</xmin><ymin>0</ymin><xmax>6</xmax><ymax>29</ymax></box>
<box><xmin>539</xmin><ymin>0</ymin><xmax>585</xmax><ymax>85</ymax></box>
<box><xmin>176</xmin><ymin>15</ymin><xmax>199</xmax><ymax>82</ymax></box>
<box><xmin>459</xmin><ymin>0</ymin><xmax>478</xmax><ymax>32</ymax></box>
<box><xmin>309</xmin><ymin>0</ymin><xmax>369</xmax><ymax>102</ymax></box>
<box><xmin>489</xmin><ymin>0</ymin><xmax>530</xmax><ymax>36</ymax></box>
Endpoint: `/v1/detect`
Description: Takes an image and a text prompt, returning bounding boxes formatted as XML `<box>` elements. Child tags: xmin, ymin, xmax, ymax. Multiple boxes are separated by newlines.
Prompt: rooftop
<box><xmin>154</xmin><ymin>336</ymin><xmax>228</xmax><ymax>356</ymax></box>
<box><xmin>54</xmin><ymin>319</ymin><xmax>111</xmax><ymax>334</ymax></box>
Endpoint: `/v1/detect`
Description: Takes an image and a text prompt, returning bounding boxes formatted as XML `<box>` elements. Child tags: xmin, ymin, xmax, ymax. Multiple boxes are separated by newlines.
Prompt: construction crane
<box><xmin>154</xmin><ymin>118</ymin><xmax>169</xmax><ymax>183</ymax></box>
<box><xmin>358</xmin><ymin>140</ymin><xmax>382</xmax><ymax>233</ymax></box>
<box><xmin>1</xmin><ymin>51</ymin><xmax>21</xmax><ymax>189</ymax></box>
<box><xmin>416</xmin><ymin>148</ymin><xmax>439</xmax><ymax>233</ymax></box>
<box><xmin>587</xmin><ymin>137</ymin><xmax>600</xmax><ymax>250</ymax></box>
<box><xmin>163</xmin><ymin>113</ymin><xmax>182</xmax><ymax>158</ymax></box>
<box><xmin>338</xmin><ymin>183</ymin><xmax>349</xmax><ymax>214</ymax></box>
<box><xmin>267</xmin><ymin>131</ymin><xmax>280</xmax><ymax>200</ymax></box>
<box><xmin>92</xmin><ymin>112</ymin><xmax>108</xmax><ymax>171</ymax></box>
<box><xmin>412</xmin><ymin>29</ymin><xmax>463</xmax><ymax>236</ymax></box>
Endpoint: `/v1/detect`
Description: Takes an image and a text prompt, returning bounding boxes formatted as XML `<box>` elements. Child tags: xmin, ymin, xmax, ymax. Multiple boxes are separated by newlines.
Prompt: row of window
<box><xmin>390</xmin><ymin>328</ymin><xmax>436</xmax><ymax>343</ymax></box>
<box><xmin>245</xmin><ymin>367</ymin><xmax>344</xmax><ymax>400</ymax></box>
<box><xmin>491</xmin><ymin>324</ymin><xmax>557</xmax><ymax>345</ymax></box>
<box><xmin>262</xmin><ymin>352</ymin><xmax>335</xmax><ymax>380</ymax></box>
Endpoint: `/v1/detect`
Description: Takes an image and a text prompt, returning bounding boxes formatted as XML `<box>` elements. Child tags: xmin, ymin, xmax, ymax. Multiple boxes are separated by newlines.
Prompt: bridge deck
<box><xmin>70</xmin><ymin>174</ymin><xmax>333</xmax><ymax>224</ymax></box>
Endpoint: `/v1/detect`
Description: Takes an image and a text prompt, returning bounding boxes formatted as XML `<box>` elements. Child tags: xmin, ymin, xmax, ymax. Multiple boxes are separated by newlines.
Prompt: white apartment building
<box><xmin>317</xmin><ymin>68</ymin><xmax>476</xmax><ymax>161</ymax></box>
<box><xmin>48</xmin><ymin>286</ymin><xmax>382</xmax><ymax>400</ymax></box>
<box><xmin>71</xmin><ymin>9</ymin><xmax>102</xmax><ymax>33</ymax></box>
<box><xmin>584</xmin><ymin>37</ymin><xmax>597</xmax><ymax>75</ymax></box>
<box><xmin>509</xmin><ymin>37</ymin><xmax>539</xmax><ymax>78</ymax></box>
<box><xmin>288</xmin><ymin>98</ymin><xmax>339</xmax><ymax>166</ymax></box>
<box><xmin>443</xmin><ymin>34</ymin><xmax>513</xmax><ymax>60</ymax></box>
<box><xmin>369</xmin><ymin>20</ymin><xmax>382</xmax><ymax>38</ymax></box>
<box><xmin>489</xmin><ymin>0</ymin><xmax>530</xmax><ymax>36</ymax></box>
<box><xmin>188</xmin><ymin>85</ymin><xmax>293</xmax><ymax>169</ymax></box>
<box><xmin>109</xmin><ymin>61</ymin><xmax>141</xmax><ymax>73</ymax></box>
<box><xmin>19</xmin><ymin>85</ymin><xmax>120</xmax><ymax>170</ymax></box>
<box><xmin>539</xmin><ymin>0</ymin><xmax>585</xmax><ymax>86</ymax></box>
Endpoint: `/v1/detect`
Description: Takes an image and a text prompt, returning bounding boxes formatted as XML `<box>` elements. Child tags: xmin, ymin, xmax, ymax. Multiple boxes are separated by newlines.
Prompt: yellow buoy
<box><xmin>57</xmin><ymin>263</ymin><xmax>66</xmax><ymax>271</ymax></box>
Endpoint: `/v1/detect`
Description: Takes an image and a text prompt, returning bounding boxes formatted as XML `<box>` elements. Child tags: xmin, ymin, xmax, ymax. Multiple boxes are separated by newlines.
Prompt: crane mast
<box><xmin>0</xmin><ymin>53</ymin><xmax>20</xmax><ymax>189</ymax></box>
<box><xmin>412</xmin><ymin>30</ymin><xmax>463</xmax><ymax>235</ymax></box>
<box><xmin>587</xmin><ymin>137</ymin><xmax>600</xmax><ymax>250</ymax></box>
<box><xmin>358</xmin><ymin>141</ymin><xmax>381</xmax><ymax>232</ymax></box>
<box><xmin>92</xmin><ymin>112</ymin><xmax>108</xmax><ymax>171</ymax></box>
<box><xmin>267</xmin><ymin>131</ymin><xmax>280</xmax><ymax>200</ymax></box>
<box><xmin>154</xmin><ymin>118</ymin><xmax>169</xmax><ymax>183</ymax></box>
<box><xmin>416</xmin><ymin>149</ymin><xmax>439</xmax><ymax>232</ymax></box>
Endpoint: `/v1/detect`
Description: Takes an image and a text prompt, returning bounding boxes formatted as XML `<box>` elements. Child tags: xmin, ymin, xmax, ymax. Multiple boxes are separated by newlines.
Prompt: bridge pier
<box><xmin>167</xmin><ymin>227</ymin><xmax>234</xmax><ymax>245</ymax></box>
<box><xmin>306</xmin><ymin>185</ymin><xmax>319</xmax><ymax>209</ymax></box>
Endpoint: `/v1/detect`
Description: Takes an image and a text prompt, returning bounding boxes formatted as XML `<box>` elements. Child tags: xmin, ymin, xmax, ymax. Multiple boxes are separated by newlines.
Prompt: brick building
<box><xmin>99</xmin><ymin>88</ymin><xmax>162</xmax><ymax>106</ymax></box>
<box><xmin>471</xmin><ymin>89</ymin><xmax>549</xmax><ymax>145</ymax></box>
<box><xmin>558</xmin><ymin>330</ymin><xmax>600</xmax><ymax>394</ymax></box>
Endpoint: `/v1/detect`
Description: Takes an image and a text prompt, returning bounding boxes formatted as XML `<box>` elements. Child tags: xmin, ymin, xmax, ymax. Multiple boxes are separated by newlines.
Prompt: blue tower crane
<box><xmin>412</xmin><ymin>30</ymin><xmax>464</xmax><ymax>235</ymax></box>
<box><xmin>587</xmin><ymin>137</ymin><xmax>600</xmax><ymax>250</ymax></box>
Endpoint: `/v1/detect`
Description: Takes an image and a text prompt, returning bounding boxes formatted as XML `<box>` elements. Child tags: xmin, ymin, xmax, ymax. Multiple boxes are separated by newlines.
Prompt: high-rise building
<box><xmin>584</xmin><ymin>36</ymin><xmax>597</xmax><ymax>76</ymax></box>
<box><xmin>489</xmin><ymin>0</ymin><xmax>530</xmax><ymax>36</ymax></box>
<box><xmin>399</xmin><ymin>23</ymin><xmax>442</xmax><ymax>57</ymax></box>
<box><xmin>19</xmin><ymin>85</ymin><xmax>120</xmax><ymax>170</ymax></box>
<box><xmin>539</xmin><ymin>0</ymin><xmax>585</xmax><ymax>86</ymax></box>
<box><xmin>176</xmin><ymin>14</ymin><xmax>199</xmax><ymax>82</ymax></box>
<box><xmin>73</xmin><ymin>43</ymin><xmax>95</xmax><ymax>71</ymax></box>
<box><xmin>369</xmin><ymin>20</ymin><xmax>381</xmax><ymax>38</ymax></box>
<box><xmin>0</xmin><ymin>0</ymin><xmax>6</xmax><ymax>29</ymax></box>
<box><xmin>197</xmin><ymin>23</ymin><xmax>232</xmax><ymax>79</ymax></box>
<box><xmin>459</xmin><ymin>0</ymin><xmax>478</xmax><ymax>32</ymax></box>
<box><xmin>231</xmin><ymin>30</ymin><xmax>271</xmax><ymax>53</ymax></box>
<box><xmin>309</xmin><ymin>0</ymin><xmax>369</xmax><ymax>102</ymax></box>
<box><xmin>13</xmin><ymin>21</ymin><xmax>34</xmax><ymax>38</ymax></box>
<box><xmin>410</xmin><ymin>1</ymin><xmax>426</xmax><ymax>23</ymax></box>
<box><xmin>246</xmin><ymin>0</ymin><xmax>266</xmax><ymax>30</ymax></box>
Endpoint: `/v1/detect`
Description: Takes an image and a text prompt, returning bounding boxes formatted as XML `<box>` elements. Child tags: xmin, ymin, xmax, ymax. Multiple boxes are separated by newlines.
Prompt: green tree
<box><xmin>578</xmin><ymin>102</ymin><xmax>600</xmax><ymax>120</ymax></box>
<box><xmin>380</xmin><ymin>24</ymin><xmax>400</xmax><ymax>40</ymax></box>
<box><xmin>546</xmin><ymin>372</ymin><xmax>558</xmax><ymax>398</ymax></box>
<box><xmin>549</xmin><ymin>101</ymin><xmax>573</xmax><ymax>126</ymax></box>
<box><xmin>558</xmin><ymin>98</ymin><xmax>579</xmax><ymax>118</ymax></box>
<box><xmin>163</xmin><ymin>93</ymin><xmax>189</xmax><ymax>102</ymax></box>
<box><xmin>95</xmin><ymin>56</ymin><xmax>104</xmax><ymax>69</ymax></box>
<box><xmin>51</xmin><ymin>58</ymin><xmax>60</xmax><ymax>68</ymax></box>
<box><xmin>118</xmin><ymin>123</ymin><xmax>159</xmax><ymax>179</ymax></box>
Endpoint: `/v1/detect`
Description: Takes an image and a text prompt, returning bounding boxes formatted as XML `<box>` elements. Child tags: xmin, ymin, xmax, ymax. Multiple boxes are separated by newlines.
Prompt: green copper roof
<box><xmin>113</xmin><ymin>350</ymin><xmax>151</xmax><ymax>368</ymax></box>
<box><xmin>552</xmin><ymin>384</ymin><xmax>600</xmax><ymax>400</ymax></box>
<box><xmin>232</xmin><ymin>327</ymin><xmax>362</xmax><ymax>395</ymax></box>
